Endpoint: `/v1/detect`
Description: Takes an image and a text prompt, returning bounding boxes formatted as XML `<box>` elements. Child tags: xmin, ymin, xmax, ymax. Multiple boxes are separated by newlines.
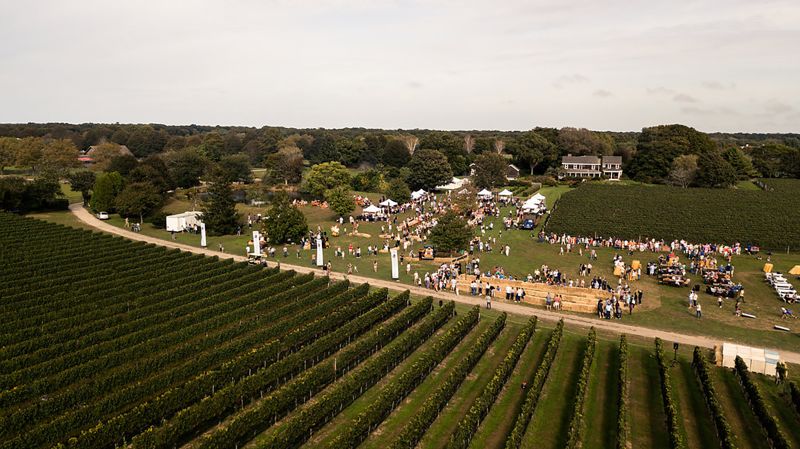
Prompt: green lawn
<box><xmin>671</xmin><ymin>355</ymin><xmax>717</xmax><ymax>448</ymax></box>
<box><xmin>582</xmin><ymin>340</ymin><xmax>620</xmax><ymax>449</ymax></box>
<box><xmin>627</xmin><ymin>345</ymin><xmax>670</xmax><ymax>448</ymax></box>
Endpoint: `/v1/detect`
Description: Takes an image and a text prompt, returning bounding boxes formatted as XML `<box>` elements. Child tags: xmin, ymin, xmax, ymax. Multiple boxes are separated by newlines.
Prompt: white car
<box><xmin>96</xmin><ymin>212</ymin><xmax>109</xmax><ymax>220</ymax></box>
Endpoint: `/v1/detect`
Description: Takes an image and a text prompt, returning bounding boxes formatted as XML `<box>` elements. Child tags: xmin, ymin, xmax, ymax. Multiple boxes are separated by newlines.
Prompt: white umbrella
<box><xmin>379</xmin><ymin>199</ymin><xmax>398</xmax><ymax>207</ymax></box>
<box><xmin>498</xmin><ymin>189</ymin><xmax>513</xmax><ymax>196</ymax></box>
<box><xmin>362</xmin><ymin>204</ymin><xmax>381</xmax><ymax>214</ymax></box>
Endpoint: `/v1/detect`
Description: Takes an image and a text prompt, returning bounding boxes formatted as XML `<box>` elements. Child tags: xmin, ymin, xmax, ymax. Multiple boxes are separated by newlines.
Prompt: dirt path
<box><xmin>68</xmin><ymin>204</ymin><xmax>800</xmax><ymax>365</ymax></box>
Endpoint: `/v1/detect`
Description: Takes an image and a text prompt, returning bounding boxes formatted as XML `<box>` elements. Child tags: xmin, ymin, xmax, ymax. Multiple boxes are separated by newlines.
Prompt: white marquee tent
<box><xmin>498</xmin><ymin>189</ymin><xmax>513</xmax><ymax>197</ymax></box>
<box><xmin>411</xmin><ymin>189</ymin><xmax>427</xmax><ymax>200</ymax></box>
<box><xmin>166</xmin><ymin>211</ymin><xmax>202</xmax><ymax>232</ymax></box>
<box><xmin>379</xmin><ymin>199</ymin><xmax>398</xmax><ymax>207</ymax></box>
<box><xmin>477</xmin><ymin>189</ymin><xmax>493</xmax><ymax>199</ymax></box>
<box><xmin>362</xmin><ymin>204</ymin><xmax>381</xmax><ymax>214</ymax></box>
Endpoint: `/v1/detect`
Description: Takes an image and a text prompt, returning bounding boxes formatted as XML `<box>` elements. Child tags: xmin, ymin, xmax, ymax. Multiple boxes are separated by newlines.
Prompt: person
<box><xmin>373</xmin><ymin>260</ymin><xmax>378</xmax><ymax>272</ymax></box>
<box><xmin>696</xmin><ymin>303</ymin><xmax>702</xmax><ymax>318</ymax></box>
<box><xmin>717</xmin><ymin>296</ymin><xmax>723</xmax><ymax>308</ymax></box>
<box><xmin>485</xmin><ymin>291</ymin><xmax>492</xmax><ymax>309</ymax></box>
<box><xmin>546</xmin><ymin>293</ymin><xmax>553</xmax><ymax>311</ymax></box>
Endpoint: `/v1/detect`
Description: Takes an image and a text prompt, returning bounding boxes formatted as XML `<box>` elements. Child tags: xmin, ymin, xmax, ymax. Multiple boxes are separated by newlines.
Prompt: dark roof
<box><xmin>562</xmin><ymin>155</ymin><xmax>600</xmax><ymax>164</ymax></box>
<box><xmin>602</xmin><ymin>155</ymin><xmax>622</xmax><ymax>164</ymax></box>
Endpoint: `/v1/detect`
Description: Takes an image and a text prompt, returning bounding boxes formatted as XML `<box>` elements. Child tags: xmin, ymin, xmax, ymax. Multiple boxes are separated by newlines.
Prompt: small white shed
<box><xmin>166</xmin><ymin>211</ymin><xmax>202</xmax><ymax>232</ymax></box>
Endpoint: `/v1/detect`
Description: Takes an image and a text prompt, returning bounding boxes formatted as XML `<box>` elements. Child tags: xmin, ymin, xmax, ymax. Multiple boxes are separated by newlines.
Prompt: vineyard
<box><xmin>2</xmin><ymin>212</ymin><xmax>800</xmax><ymax>449</ymax></box>
<box><xmin>545</xmin><ymin>184</ymin><xmax>800</xmax><ymax>250</ymax></box>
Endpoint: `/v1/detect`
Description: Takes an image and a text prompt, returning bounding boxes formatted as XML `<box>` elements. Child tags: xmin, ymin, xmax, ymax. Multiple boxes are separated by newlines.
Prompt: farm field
<box><xmin>545</xmin><ymin>183</ymin><xmax>800</xmax><ymax>250</ymax></box>
<box><xmin>3</xmin><ymin>212</ymin><xmax>800</xmax><ymax>448</ymax></box>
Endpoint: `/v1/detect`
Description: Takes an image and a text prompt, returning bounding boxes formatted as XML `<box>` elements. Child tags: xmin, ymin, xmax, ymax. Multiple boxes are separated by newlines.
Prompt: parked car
<box><xmin>520</xmin><ymin>219</ymin><xmax>536</xmax><ymax>230</ymax></box>
<box><xmin>96</xmin><ymin>212</ymin><xmax>109</xmax><ymax>220</ymax></box>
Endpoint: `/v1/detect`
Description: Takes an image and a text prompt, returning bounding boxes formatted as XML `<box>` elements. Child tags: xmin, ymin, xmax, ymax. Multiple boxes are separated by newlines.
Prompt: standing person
<box><xmin>717</xmin><ymin>296</ymin><xmax>724</xmax><ymax>308</ymax></box>
<box><xmin>485</xmin><ymin>289</ymin><xmax>492</xmax><ymax>309</ymax></box>
<box><xmin>696</xmin><ymin>303</ymin><xmax>702</xmax><ymax>318</ymax></box>
<box><xmin>373</xmin><ymin>260</ymin><xmax>378</xmax><ymax>272</ymax></box>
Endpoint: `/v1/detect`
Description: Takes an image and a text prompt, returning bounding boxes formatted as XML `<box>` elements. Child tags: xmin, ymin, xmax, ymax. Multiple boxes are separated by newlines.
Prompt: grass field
<box><xmin>4</xmin><ymin>211</ymin><xmax>800</xmax><ymax>449</ymax></box>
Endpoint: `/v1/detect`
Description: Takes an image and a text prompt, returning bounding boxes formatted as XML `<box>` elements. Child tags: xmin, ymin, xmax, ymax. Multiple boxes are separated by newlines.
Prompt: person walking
<box><xmin>485</xmin><ymin>291</ymin><xmax>492</xmax><ymax>309</ymax></box>
<box><xmin>696</xmin><ymin>303</ymin><xmax>702</xmax><ymax>318</ymax></box>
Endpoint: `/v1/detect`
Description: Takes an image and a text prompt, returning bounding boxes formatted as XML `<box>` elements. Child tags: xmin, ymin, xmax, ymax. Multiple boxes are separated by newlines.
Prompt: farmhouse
<box><xmin>78</xmin><ymin>143</ymin><xmax>135</xmax><ymax>166</ymax></box>
<box><xmin>560</xmin><ymin>154</ymin><xmax>622</xmax><ymax>180</ymax></box>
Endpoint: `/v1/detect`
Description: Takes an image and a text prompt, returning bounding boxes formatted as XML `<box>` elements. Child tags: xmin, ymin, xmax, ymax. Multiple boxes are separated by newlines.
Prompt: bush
<box><xmin>654</xmin><ymin>338</ymin><xmax>685</xmax><ymax>449</ymax></box>
<box><xmin>692</xmin><ymin>347</ymin><xmax>735</xmax><ymax>449</ymax></box>
<box><xmin>146</xmin><ymin>211</ymin><xmax>168</xmax><ymax>229</ymax></box>
<box><xmin>616</xmin><ymin>335</ymin><xmax>629</xmax><ymax>449</ymax></box>
<box><xmin>734</xmin><ymin>356</ymin><xmax>790</xmax><ymax>449</ymax></box>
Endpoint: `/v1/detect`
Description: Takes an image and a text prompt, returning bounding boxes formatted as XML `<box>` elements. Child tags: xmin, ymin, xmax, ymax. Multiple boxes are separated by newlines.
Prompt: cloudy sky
<box><xmin>1</xmin><ymin>0</ymin><xmax>798</xmax><ymax>132</ymax></box>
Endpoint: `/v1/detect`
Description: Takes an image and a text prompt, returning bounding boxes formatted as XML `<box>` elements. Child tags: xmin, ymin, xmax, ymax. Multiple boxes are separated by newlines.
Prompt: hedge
<box><xmin>654</xmin><ymin>338</ymin><xmax>685</xmax><ymax>449</ymax></box>
<box><xmin>616</xmin><ymin>335</ymin><xmax>629</xmax><ymax>449</ymax></box>
<box><xmin>733</xmin><ymin>356</ymin><xmax>790</xmax><ymax>449</ymax></box>
<box><xmin>692</xmin><ymin>347</ymin><xmax>736</xmax><ymax>449</ymax></box>
<box><xmin>564</xmin><ymin>327</ymin><xmax>597</xmax><ymax>449</ymax></box>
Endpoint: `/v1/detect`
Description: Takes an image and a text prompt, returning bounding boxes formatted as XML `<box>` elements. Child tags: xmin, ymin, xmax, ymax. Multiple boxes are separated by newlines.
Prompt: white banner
<box><xmin>200</xmin><ymin>223</ymin><xmax>207</xmax><ymax>247</ymax></box>
<box><xmin>252</xmin><ymin>231</ymin><xmax>261</xmax><ymax>256</ymax></box>
<box><xmin>316</xmin><ymin>237</ymin><xmax>324</xmax><ymax>267</ymax></box>
<box><xmin>390</xmin><ymin>247</ymin><xmax>399</xmax><ymax>280</ymax></box>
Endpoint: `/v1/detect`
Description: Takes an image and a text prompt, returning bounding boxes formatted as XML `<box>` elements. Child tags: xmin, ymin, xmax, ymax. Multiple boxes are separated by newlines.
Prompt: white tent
<box><xmin>436</xmin><ymin>177</ymin><xmax>467</xmax><ymax>191</ymax></box>
<box><xmin>411</xmin><ymin>189</ymin><xmax>427</xmax><ymax>200</ymax></box>
<box><xmin>166</xmin><ymin>211</ymin><xmax>202</xmax><ymax>232</ymax></box>
<box><xmin>531</xmin><ymin>193</ymin><xmax>546</xmax><ymax>202</ymax></box>
<box><xmin>477</xmin><ymin>189</ymin><xmax>493</xmax><ymax>198</ymax></box>
<box><xmin>362</xmin><ymin>204</ymin><xmax>381</xmax><ymax>214</ymax></box>
<box><xmin>498</xmin><ymin>189</ymin><xmax>513</xmax><ymax>197</ymax></box>
<box><xmin>379</xmin><ymin>199</ymin><xmax>398</xmax><ymax>207</ymax></box>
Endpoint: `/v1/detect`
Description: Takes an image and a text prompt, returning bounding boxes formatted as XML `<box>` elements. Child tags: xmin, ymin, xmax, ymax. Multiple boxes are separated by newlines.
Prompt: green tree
<box><xmin>67</xmin><ymin>171</ymin><xmax>96</xmax><ymax>206</ymax></box>
<box><xmin>164</xmin><ymin>147</ymin><xmax>209</xmax><ymax>188</ymax></box>
<box><xmin>429</xmin><ymin>212</ymin><xmax>472</xmax><ymax>253</ymax></box>
<box><xmin>15</xmin><ymin>137</ymin><xmax>44</xmax><ymax>171</ymax></box>
<box><xmin>695</xmin><ymin>150</ymin><xmax>737</xmax><ymax>188</ymax></box>
<box><xmin>263</xmin><ymin>191</ymin><xmax>308</xmax><ymax>244</ymax></box>
<box><xmin>722</xmin><ymin>147</ymin><xmax>756</xmax><ymax>180</ymax></box>
<box><xmin>748</xmin><ymin>143</ymin><xmax>795</xmax><ymax>178</ymax></box>
<box><xmin>472</xmin><ymin>152</ymin><xmax>508</xmax><ymax>189</ymax></box>
<box><xmin>325</xmin><ymin>186</ymin><xmax>356</xmax><ymax>217</ymax></box>
<box><xmin>668</xmin><ymin>154</ymin><xmax>698</xmax><ymax>188</ymax></box>
<box><xmin>107</xmin><ymin>154</ymin><xmax>139</xmax><ymax>176</ymax></box>
<box><xmin>200</xmin><ymin>132</ymin><xmax>225</xmax><ymax>161</ymax></box>
<box><xmin>201</xmin><ymin>179</ymin><xmax>239</xmax><ymax>236</ymax></box>
<box><xmin>304</xmin><ymin>161</ymin><xmax>351</xmax><ymax>197</ymax></box>
<box><xmin>216</xmin><ymin>154</ymin><xmax>253</xmax><ymax>183</ymax></box>
<box><xmin>39</xmin><ymin>139</ymin><xmax>80</xmax><ymax>175</ymax></box>
<box><xmin>351</xmin><ymin>169</ymin><xmax>382</xmax><ymax>192</ymax></box>
<box><xmin>557</xmin><ymin>127</ymin><xmax>615</xmax><ymax>156</ymax></box>
<box><xmin>266</xmin><ymin>146</ymin><xmax>304</xmax><ymax>185</ymax></box>
<box><xmin>627</xmin><ymin>124</ymin><xmax>716</xmax><ymax>183</ymax></box>
<box><xmin>384</xmin><ymin>177</ymin><xmax>411</xmax><ymax>204</ymax></box>
<box><xmin>507</xmin><ymin>131</ymin><xmax>557</xmax><ymax>174</ymax></box>
<box><xmin>89</xmin><ymin>171</ymin><xmax>124</xmax><ymax>212</ymax></box>
<box><xmin>382</xmin><ymin>139</ymin><xmax>411</xmax><ymax>167</ymax></box>
<box><xmin>405</xmin><ymin>149</ymin><xmax>453</xmax><ymax>191</ymax></box>
<box><xmin>115</xmin><ymin>182</ymin><xmax>163</xmax><ymax>223</ymax></box>
<box><xmin>0</xmin><ymin>137</ymin><xmax>20</xmax><ymax>174</ymax></box>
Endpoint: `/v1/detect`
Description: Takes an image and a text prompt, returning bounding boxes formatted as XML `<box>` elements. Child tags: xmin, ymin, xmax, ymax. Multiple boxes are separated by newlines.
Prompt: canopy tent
<box><xmin>379</xmin><ymin>199</ymin><xmax>398</xmax><ymax>207</ymax></box>
<box><xmin>362</xmin><ymin>204</ymin><xmax>381</xmax><ymax>214</ymax></box>
<box><xmin>436</xmin><ymin>177</ymin><xmax>467</xmax><ymax>191</ymax></box>
<box><xmin>166</xmin><ymin>211</ymin><xmax>202</xmax><ymax>232</ymax></box>
<box><xmin>477</xmin><ymin>189</ymin><xmax>493</xmax><ymax>198</ymax></box>
<box><xmin>498</xmin><ymin>189</ymin><xmax>513</xmax><ymax>197</ymax></box>
<box><xmin>411</xmin><ymin>189</ymin><xmax>427</xmax><ymax>200</ymax></box>
<box><xmin>789</xmin><ymin>265</ymin><xmax>800</xmax><ymax>275</ymax></box>
<box><xmin>531</xmin><ymin>193</ymin><xmax>546</xmax><ymax>202</ymax></box>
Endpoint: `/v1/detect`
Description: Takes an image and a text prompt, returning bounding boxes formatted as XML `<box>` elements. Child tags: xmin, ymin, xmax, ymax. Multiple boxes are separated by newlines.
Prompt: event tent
<box><xmin>789</xmin><ymin>265</ymin><xmax>800</xmax><ymax>275</ymax></box>
<box><xmin>166</xmin><ymin>211</ymin><xmax>202</xmax><ymax>232</ymax></box>
<box><xmin>379</xmin><ymin>199</ymin><xmax>398</xmax><ymax>207</ymax></box>
<box><xmin>498</xmin><ymin>189</ymin><xmax>513</xmax><ymax>197</ymax></box>
<box><xmin>477</xmin><ymin>189</ymin><xmax>493</xmax><ymax>199</ymax></box>
<box><xmin>362</xmin><ymin>204</ymin><xmax>381</xmax><ymax>214</ymax></box>
<box><xmin>411</xmin><ymin>189</ymin><xmax>427</xmax><ymax>200</ymax></box>
<box><xmin>436</xmin><ymin>177</ymin><xmax>467</xmax><ymax>191</ymax></box>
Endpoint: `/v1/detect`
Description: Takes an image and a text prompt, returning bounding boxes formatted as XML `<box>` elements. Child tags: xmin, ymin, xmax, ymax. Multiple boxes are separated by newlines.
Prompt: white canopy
<box><xmin>379</xmin><ymin>199</ymin><xmax>398</xmax><ymax>207</ymax></box>
<box><xmin>477</xmin><ymin>189</ymin><xmax>493</xmax><ymax>197</ymax></box>
<box><xmin>436</xmin><ymin>177</ymin><xmax>467</xmax><ymax>191</ymax></box>
<box><xmin>498</xmin><ymin>189</ymin><xmax>513</xmax><ymax>196</ymax></box>
<box><xmin>362</xmin><ymin>204</ymin><xmax>381</xmax><ymax>214</ymax></box>
<box><xmin>531</xmin><ymin>193</ymin><xmax>546</xmax><ymax>202</ymax></box>
<box><xmin>411</xmin><ymin>189</ymin><xmax>427</xmax><ymax>200</ymax></box>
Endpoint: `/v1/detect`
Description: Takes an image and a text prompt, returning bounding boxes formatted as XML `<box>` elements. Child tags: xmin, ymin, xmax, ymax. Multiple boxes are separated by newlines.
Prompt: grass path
<box><xmin>670</xmin><ymin>357</ymin><xmax>718</xmax><ymax>448</ymax></box>
<box><xmin>467</xmin><ymin>331</ymin><xmax>549</xmax><ymax>449</ymax></box>
<box><xmin>520</xmin><ymin>333</ymin><xmax>585</xmax><ymax>449</ymax></box>
<box><xmin>710</xmin><ymin>367</ymin><xmax>769</xmax><ymax>449</ymax></box>
<box><xmin>582</xmin><ymin>340</ymin><xmax>620</xmax><ymax>449</ymax></box>
<box><xmin>627</xmin><ymin>345</ymin><xmax>670</xmax><ymax>449</ymax></box>
<box><xmin>751</xmin><ymin>374</ymin><xmax>800</xmax><ymax>449</ymax></box>
<box><xmin>358</xmin><ymin>320</ymin><xmax>518</xmax><ymax>449</ymax></box>
<box><xmin>406</xmin><ymin>322</ymin><xmax>520</xmax><ymax>449</ymax></box>
<box><xmin>299</xmin><ymin>315</ymin><xmax>469</xmax><ymax>447</ymax></box>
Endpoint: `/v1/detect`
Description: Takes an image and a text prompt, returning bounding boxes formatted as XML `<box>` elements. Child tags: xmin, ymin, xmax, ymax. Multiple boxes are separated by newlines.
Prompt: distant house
<box><xmin>560</xmin><ymin>154</ymin><xmax>622</xmax><ymax>180</ymax></box>
<box><xmin>79</xmin><ymin>144</ymin><xmax>135</xmax><ymax>166</ymax></box>
<box><xmin>468</xmin><ymin>163</ymin><xmax>522</xmax><ymax>180</ymax></box>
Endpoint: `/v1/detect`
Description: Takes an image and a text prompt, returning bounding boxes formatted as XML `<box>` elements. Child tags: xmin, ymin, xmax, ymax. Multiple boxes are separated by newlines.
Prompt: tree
<box><xmin>429</xmin><ymin>212</ymin><xmax>472</xmax><ymax>253</ymax></box>
<box><xmin>351</xmin><ymin>169</ymin><xmax>382</xmax><ymax>192</ymax></box>
<box><xmin>107</xmin><ymin>154</ymin><xmax>139</xmax><ymax>176</ymax></box>
<box><xmin>89</xmin><ymin>142</ymin><xmax>127</xmax><ymax>172</ymax></box>
<box><xmin>557</xmin><ymin>127</ymin><xmax>615</xmax><ymax>156</ymax></box>
<box><xmin>748</xmin><ymin>143</ymin><xmax>795</xmax><ymax>178</ymax></box>
<box><xmin>67</xmin><ymin>171</ymin><xmax>96</xmax><ymax>206</ymax></box>
<box><xmin>89</xmin><ymin>171</ymin><xmax>124</xmax><ymax>212</ymax></box>
<box><xmin>263</xmin><ymin>191</ymin><xmax>308</xmax><ymax>244</ymax></box>
<box><xmin>668</xmin><ymin>154</ymin><xmax>698</xmax><ymax>188</ymax></box>
<box><xmin>15</xmin><ymin>137</ymin><xmax>44</xmax><ymax>171</ymax></box>
<box><xmin>405</xmin><ymin>149</ymin><xmax>453</xmax><ymax>191</ymax></box>
<box><xmin>722</xmin><ymin>147</ymin><xmax>756</xmax><ymax>180</ymax></box>
<box><xmin>38</xmin><ymin>139</ymin><xmax>79</xmax><ymax>174</ymax></box>
<box><xmin>383</xmin><ymin>139</ymin><xmax>411</xmax><ymax>167</ymax></box>
<box><xmin>627</xmin><ymin>124</ymin><xmax>716</xmax><ymax>183</ymax></box>
<box><xmin>216</xmin><ymin>154</ymin><xmax>253</xmax><ymax>183</ymax></box>
<box><xmin>384</xmin><ymin>177</ymin><xmax>411</xmax><ymax>204</ymax></box>
<box><xmin>265</xmin><ymin>146</ymin><xmax>304</xmax><ymax>185</ymax></box>
<box><xmin>304</xmin><ymin>161</ymin><xmax>351</xmax><ymax>198</ymax></box>
<box><xmin>0</xmin><ymin>137</ymin><xmax>19</xmax><ymax>173</ymax></box>
<box><xmin>0</xmin><ymin>176</ymin><xmax>66</xmax><ymax>212</ymax></box>
<box><xmin>115</xmin><ymin>182</ymin><xmax>163</xmax><ymax>223</ymax></box>
<box><xmin>200</xmin><ymin>132</ymin><xmax>225</xmax><ymax>161</ymax></box>
<box><xmin>325</xmin><ymin>186</ymin><xmax>355</xmax><ymax>217</ymax></box>
<box><xmin>201</xmin><ymin>179</ymin><xmax>239</xmax><ymax>236</ymax></box>
<box><xmin>164</xmin><ymin>147</ymin><xmax>209</xmax><ymax>188</ymax></box>
<box><xmin>695</xmin><ymin>150</ymin><xmax>737</xmax><ymax>188</ymax></box>
<box><xmin>472</xmin><ymin>153</ymin><xmax>507</xmax><ymax>189</ymax></box>
<box><xmin>506</xmin><ymin>131</ymin><xmax>556</xmax><ymax>174</ymax></box>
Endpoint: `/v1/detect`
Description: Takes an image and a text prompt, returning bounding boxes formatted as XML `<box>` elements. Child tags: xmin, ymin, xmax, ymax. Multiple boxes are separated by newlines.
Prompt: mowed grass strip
<box><xmin>627</xmin><ymin>345</ymin><xmax>670</xmax><ymax>449</ymax></box>
<box><xmin>296</xmin><ymin>314</ymin><xmax>464</xmax><ymax>447</ymax></box>
<box><xmin>466</xmin><ymin>331</ymin><xmax>548</xmax><ymax>449</ymax></box>
<box><xmin>710</xmin><ymin>367</ymin><xmax>770</xmax><ymax>449</ymax></box>
<box><xmin>671</xmin><ymin>356</ymin><xmax>718</xmax><ymax>448</ymax></box>
<box><xmin>408</xmin><ymin>322</ymin><xmax>523</xmax><ymax>449</ymax></box>
<box><xmin>750</xmin><ymin>374</ymin><xmax>800</xmax><ymax>449</ymax></box>
<box><xmin>348</xmin><ymin>317</ymin><xmax>508</xmax><ymax>449</ymax></box>
<box><xmin>520</xmin><ymin>333</ymin><xmax>585</xmax><ymax>449</ymax></box>
<box><xmin>581</xmin><ymin>340</ymin><xmax>620</xmax><ymax>449</ymax></box>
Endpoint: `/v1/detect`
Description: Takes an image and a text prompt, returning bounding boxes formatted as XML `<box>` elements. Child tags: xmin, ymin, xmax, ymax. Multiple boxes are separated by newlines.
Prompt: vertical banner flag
<box><xmin>200</xmin><ymin>223</ymin><xmax>207</xmax><ymax>248</ymax></box>
<box><xmin>316</xmin><ymin>236</ymin><xmax>324</xmax><ymax>267</ymax></box>
<box><xmin>252</xmin><ymin>231</ymin><xmax>261</xmax><ymax>256</ymax></box>
<box><xmin>390</xmin><ymin>247</ymin><xmax>399</xmax><ymax>280</ymax></box>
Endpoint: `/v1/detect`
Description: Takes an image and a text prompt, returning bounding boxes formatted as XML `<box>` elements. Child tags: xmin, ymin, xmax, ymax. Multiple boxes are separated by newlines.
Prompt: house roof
<box><xmin>562</xmin><ymin>155</ymin><xmax>600</xmax><ymax>164</ymax></box>
<box><xmin>601</xmin><ymin>155</ymin><xmax>622</xmax><ymax>164</ymax></box>
<box><xmin>85</xmin><ymin>144</ymin><xmax>134</xmax><ymax>158</ymax></box>
<box><xmin>507</xmin><ymin>164</ymin><xmax>520</xmax><ymax>171</ymax></box>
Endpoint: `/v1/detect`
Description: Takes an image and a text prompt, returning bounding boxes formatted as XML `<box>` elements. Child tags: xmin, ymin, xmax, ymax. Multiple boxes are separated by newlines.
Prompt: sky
<box><xmin>1</xmin><ymin>0</ymin><xmax>799</xmax><ymax>133</ymax></box>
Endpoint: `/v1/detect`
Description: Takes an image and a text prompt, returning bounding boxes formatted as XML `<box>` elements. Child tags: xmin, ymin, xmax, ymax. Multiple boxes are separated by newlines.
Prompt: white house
<box><xmin>560</xmin><ymin>155</ymin><xmax>622</xmax><ymax>180</ymax></box>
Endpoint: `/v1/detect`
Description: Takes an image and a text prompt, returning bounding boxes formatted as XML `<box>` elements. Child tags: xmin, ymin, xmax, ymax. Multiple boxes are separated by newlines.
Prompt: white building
<box><xmin>560</xmin><ymin>155</ymin><xmax>622</xmax><ymax>180</ymax></box>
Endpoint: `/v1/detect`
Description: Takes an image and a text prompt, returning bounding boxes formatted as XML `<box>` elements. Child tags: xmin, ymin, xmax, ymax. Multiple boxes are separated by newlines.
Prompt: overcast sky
<box><xmin>1</xmin><ymin>0</ymin><xmax>799</xmax><ymax>132</ymax></box>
